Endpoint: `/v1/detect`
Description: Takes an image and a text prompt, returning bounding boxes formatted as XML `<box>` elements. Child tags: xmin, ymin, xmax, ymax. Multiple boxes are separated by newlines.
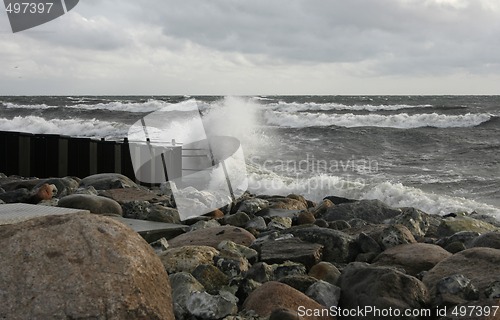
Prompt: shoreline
<box><xmin>1</xmin><ymin>172</ymin><xmax>500</xmax><ymax>319</ymax></box>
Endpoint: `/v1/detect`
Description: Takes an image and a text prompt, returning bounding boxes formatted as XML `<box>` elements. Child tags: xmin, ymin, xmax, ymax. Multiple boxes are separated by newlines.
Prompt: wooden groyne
<box><xmin>0</xmin><ymin>131</ymin><xmax>136</xmax><ymax>179</ymax></box>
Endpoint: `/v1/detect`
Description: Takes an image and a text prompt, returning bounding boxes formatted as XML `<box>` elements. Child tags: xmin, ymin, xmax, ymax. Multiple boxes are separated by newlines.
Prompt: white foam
<box><xmin>246</xmin><ymin>165</ymin><xmax>500</xmax><ymax>218</ymax></box>
<box><xmin>0</xmin><ymin>116</ymin><xmax>127</xmax><ymax>139</ymax></box>
<box><xmin>264</xmin><ymin>111</ymin><xmax>492</xmax><ymax>129</ymax></box>
<box><xmin>268</xmin><ymin>101</ymin><xmax>434</xmax><ymax>112</ymax></box>
<box><xmin>4</xmin><ymin>102</ymin><xmax>55</xmax><ymax>110</ymax></box>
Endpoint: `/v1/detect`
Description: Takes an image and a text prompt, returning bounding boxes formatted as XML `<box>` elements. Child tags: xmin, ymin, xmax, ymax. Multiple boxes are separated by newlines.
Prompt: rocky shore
<box><xmin>1</xmin><ymin>172</ymin><xmax>499</xmax><ymax>320</ymax></box>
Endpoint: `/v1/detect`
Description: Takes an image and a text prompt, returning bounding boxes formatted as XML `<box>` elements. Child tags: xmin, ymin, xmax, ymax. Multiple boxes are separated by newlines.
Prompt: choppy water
<box><xmin>1</xmin><ymin>95</ymin><xmax>499</xmax><ymax>218</ymax></box>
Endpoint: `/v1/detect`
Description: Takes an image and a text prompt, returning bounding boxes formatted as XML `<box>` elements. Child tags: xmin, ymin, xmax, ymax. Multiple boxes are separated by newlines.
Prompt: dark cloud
<box><xmin>129</xmin><ymin>0</ymin><xmax>500</xmax><ymax>75</ymax></box>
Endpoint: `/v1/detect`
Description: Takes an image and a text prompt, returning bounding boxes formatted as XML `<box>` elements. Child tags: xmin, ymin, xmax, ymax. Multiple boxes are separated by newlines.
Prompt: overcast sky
<box><xmin>1</xmin><ymin>0</ymin><xmax>500</xmax><ymax>95</ymax></box>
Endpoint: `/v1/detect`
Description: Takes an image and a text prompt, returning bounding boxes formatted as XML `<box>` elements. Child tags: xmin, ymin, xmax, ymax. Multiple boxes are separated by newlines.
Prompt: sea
<box><xmin>1</xmin><ymin>95</ymin><xmax>499</xmax><ymax>219</ymax></box>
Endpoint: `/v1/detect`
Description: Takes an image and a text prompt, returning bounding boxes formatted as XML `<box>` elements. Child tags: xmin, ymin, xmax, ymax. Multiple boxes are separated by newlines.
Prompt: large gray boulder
<box><xmin>0</xmin><ymin>213</ymin><xmax>174</xmax><ymax>319</ymax></box>
<box><xmin>80</xmin><ymin>173</ymin><xmax>138</xmax><ymax>190</ymax></box>
<box><xmin>322</xmin><ymin>199</ymin><xmax>401</xmax><ymax>224</ymax></box>
<box><xmin>338</xmin><ymin>262</ymin><xmax>430</xmax><ymax>320</ymax></box>
<box><xmin>58</xmin><ymin>194</ymin><xmax>123</xmax><ymax>215</ymax></box>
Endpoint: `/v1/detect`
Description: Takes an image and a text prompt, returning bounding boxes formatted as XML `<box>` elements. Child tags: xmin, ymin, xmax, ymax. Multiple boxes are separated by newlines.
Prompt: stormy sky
<box><xmin>1</xmin><ymin>0</ymin><xmax>500</xmax><ymax>95</ymax></box>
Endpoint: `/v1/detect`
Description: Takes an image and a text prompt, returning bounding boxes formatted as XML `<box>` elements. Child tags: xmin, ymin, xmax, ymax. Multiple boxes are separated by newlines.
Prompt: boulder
<box><xmin>435</xmin><ymin>274</ymin><xmax>479</xmax><ymax>307</ymax></box>
<box><xmin>223</xmin><ymin>211</ymin><xmax>251</xmax><ymax>227</ymax></box>
<box><xmin>243</xmin><ymin>281</ymin><xmax>334</xmax><ymax>319</ymax></box>
<box><xmin>298</xmin><ymin>211</ymin><xmax>316</xmax><ymax>225</ymax></box>
<box><xmin>122</xmin><ymin>200</ymin><xmax>180</xmax><ymax>223</ymax></box>
<box><xmin>423</xmin><ymin>248</ymin><xmax>500</xmax><ymax>300</ymax></box>
<box><xmin>80</xmin><ymin>173</ymin><xmax>138</xmax><ymax>190</ymax></box>
<box><xmin>260</xmin><ymin>238</ymin><xmax>323</xmax><ymax>269</ymax></box>
<box><xmin>168</xmin><ymin>226</ymin><xmax>256</xmax><ymax>248</ymax></box>
<box><xmin>305</xmin><ymin>280</ymin><xmax>341</xmax><ymax>309</ymax></box>
<box><xmin>308</xmin><ymin>262</ymin><xmax>341</xmax><ymax>286</ymax></box>
<box><xmin>437</xmin><ymin>216</ymin><xmax>498</xmax><ymax>237</ymax></box>
<box><xmin>390</xmin><ymin>207</ymin><xmax>431</xmax><ymax>238</ymax></box>
<box><xmin>192</xmin><ymin>264</ymin><xmax>229</xmax><ymax>294</ymax></box>
<box><xmin>268</xmin><ymin>197</ymin><xmax>308</xmax><ymax>211</ymax></box>
<box><xmin>186</xmin><ymin>291</ymin><xmax>238</xmax><ymax>319</ymax></box>
<box><xmin>469</xmin><ymin>232</ymin><xmax>500</xmax><ymax>249</ymax></box>
<box><xmin>268</xmin><ymin>216</ymin><xmax>293</xmax><ymax>230</ymax></box>
<box><xmin>58</xmin><ymin>194</ymin><xmax>123</xmax><ymax>215</ymax></box>
<box><xmin>373</xmin><ymin>243</ymin><xmax>452</xmax><ymax>276</ymax></box>
<box><xmin>238</xmin><ymin>198</ymin><xmax>270</xmax><ymax>215</ymax></box>
<box><xmin>0</xmin><ymin>213</ymin><xmax>174</xmax><ymax>319</ymax></box>
<box><xmin>170</xmin><ymin>272</ymin><xmax>205</xmax><ymax>320</ymax></box>
<box><xmin>286</xmin><ymin>226</ymin><xmax>357</xmax><ymax>263</ymax></box>
<box><xmin>35</xmin><ymin>177</ymin><xmax>79</xmax><ymax>197</ymax></box>
<box><xmin>378</xmin><ymin>224</ymin><xmax>417</xmax><ymax>250</ymax></box>
<box><xmin>322</xmin><ymin>199</ymin><xmax>401</xmax><ymax>224</ymax></box>
<box><xmin>338</xmin><ymin>262</ymin><xmax>430</xmax><ymax>320</ymax></box>
<box><xmin>159</xmin><ymin>245</ymin><xmax>219</xmax><ymax>273</ymax></box>
<box><xmin>279</xmin><ymin>275</ymin><xmax>319</xmax><ymax>293</ymax></box>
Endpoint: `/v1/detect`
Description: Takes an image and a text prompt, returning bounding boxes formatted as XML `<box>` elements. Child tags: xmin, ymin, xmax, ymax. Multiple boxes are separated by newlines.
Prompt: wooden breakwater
<box><xmin>0</xmin><ymin>131</ymin><xmax>136</xmax><ymax>179</ymax></box>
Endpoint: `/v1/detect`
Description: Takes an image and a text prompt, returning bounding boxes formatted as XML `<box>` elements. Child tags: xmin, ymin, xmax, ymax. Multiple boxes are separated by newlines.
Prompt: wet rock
<box><xmin>215</xmin><ymin>251</ymin><xmax>250</xmax><ymax>278</ymax></box>
<box><xmin>323</xmin><ymin>195</ymin><xmax>357</xmax><ymax>205</ymax></box>
<box><xmin>357</xmin><ymin>232</ymin><xmax>382</xmax><ymax>254</ymax></box>
<box><xmin>121</xmin><ymin>199</ymin><xmax>180</xmax><ymax>223</ymax></box>
<box><xmin>379</xmin><ymin>224</ymin><xmax>416</xmax><ymax>250</ymax></box>
<box><xmin>35</xmin><ymin>177</ymin><xmax>79</xmax><ymax>197</ymax></box>
<box><xmin>273</xmin><ymin>261</ymin><xmax>308</xmax><ymax>280</ymax></box>
<box><xmin>245</xmin><ymin>216</ymin><xmax>267</xmax><ymax>231</ymax></box>
<box><xmin>373</xmin><ymin>243</ymin><xmax>452</xmax><ymax>276</ymax></box>
<box><xmin>305</xmin><ymin>280</ymin><xmax>341</xmax><ymax>309</ymax></box>
<box><xmin>192</xmin><ymin>264</ymin><xmax>230</xmax><ymax>294</ymax></box>
<box><xmin>268</xmin><ymin>216</ymin><xmax>293</xmax><ymax>230</ymax></box>
<box><xmin>485</xmin><ymin>281</ymin><xmax>500</xmax><ymax>299</ymax></box>
<box><xmin>190</xmin><ymin>219</ymin><xmax>221</xmax><ymax>231</ymax></box>
<box><xmin>390</xmin><ymin>207</ymin><xmax>431</xmax><ymax>238</ymax></box>
<box><xmin>0</xmin><ymin>213</ymin><xmax>174</xmax><ymax>320</ymax></box>
<box><xmin>168</xmin><ymin>226</ymin><xmax>256</xmax><ymax>248</ymax></box>
<box><xmin>287</xmin><ymin>194</ymin><xmax>309</xmax><ymax>208</ymax></box>
<box><xmin>437</xmin><ymin>216</ymin><xmax>498</xmax><ymax>237</ymax></box>
<box><xmin>159</xmin><ymin>245</ymin><xmax>219</xmax><ymax>273</ymax></box>
<box><xmin>469</xmin><ymin>232</ymin><xmax>500</xmax><ymax>249</ymax></box>
<box><xmin>308</xmin><ymin>262</ymin><xmax>341</xmax><ymax>286</ymax></box>
<box><xmin>186</xmin><ymin>290</ymin><xmax>238</xmax><ymax>319</ymax></box>
<box><xmin>260</xmin><ymin>238</ymin><xmax>323</xmax><ymax>269</ymax></box>
<box><xmin>444</xmin><ymin>241</ymin><xmax>467</xmax><ymax>253</ymax></box>
<box><xmin>58</xmin><ymin>194</ymin><xmax>123</xmax><ymax>215</ymax></box>
<box><xmin>328</xmin><ymin>220</ymin><xmax>351</xmax><ymax>230</ymax></box>
<box><xmin>297</xmin><ymin>210</ymin><xmax>316</xmax><ymax>225</ymax></box>
<box><xmin>423</xmin><ymin>248</ymin><xmax>500</xmax><ymax>300</ymax></box>
<box><xmin>0</xmin><ymin>184</ymin><xmax>56</xmax><ymax>204</ymax></box>
<box><xmin>170</xmin><ymin>272</ymin><xmax>206</xmax><ymax>320</ymax></box>
<box><xmin>279</xmin><ymin>275</ymin><xmax>318</xmax><ymax>293</ymax></box>
<box><xmin>243</xmin><ymin>281</ymin><xmax>334</xmax><ymax>319</ymax></box>
<box><xmin>144</xmin><ymin>204</ymin><xmax>180</xmax><ymax>223</ymax></box>
<box><xmin>223</xmin><ymin>211</ymin><xmax>251</xmax><ymax>227</ymax></box>
<box><xmin>287</xmin><ymin>226</ymin><xmax>357</xmax><ymax>263</ymax></box>
<box><xmin>80</xmin><ymin>173</ymin><xmax>138</xmax><ymax>190</ymax></box>
<box><xmin>322</xmin><ymin>199</ymin><xmax>401</xmax><ymax>224</ymax></box>
<box><xmin>238</xmin><ymin>198</ymin><xmax>270</xmax><ymax>215</ymax></box>
<box><xmin>246</xmin><ymin>261</ymin><xmax>307</xmax><ymax>283</ymax></box>
<box><xmin>437</xmin><ymin>231</ymin><xmax>481</xmax><ymax>249</ymax></box>
<box><xmin>338</xmin><ymin>262</ymin><xmax>430</xmax><ymax>320</ymax></box>
<box><xmin>99</xmin><ymin>187</ymin><xmax>170</xmax><ymax>205</ymax></box>
<box><xmin>218</xmin><ymin>240</ymin><xmax>258</xmax><ymax>264</ymax></box>
<box><xmin>313</xmin><ymin>219</ymin><xmax>329</xmax><ymax>228</ymax></box>
<box><xmin>268</xmin><ymin>197</ymin><xmax>308</xmax><ymax>211</ymax></box>
<box><xmin>310</xmin><ymin>199</ymin><xmax>335</xmax><ymax>217</ymax></box>
<box><xmin>435</xmin><ymin>274</ymin><xmax>479</xmax><ymax>307</ymax></box>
